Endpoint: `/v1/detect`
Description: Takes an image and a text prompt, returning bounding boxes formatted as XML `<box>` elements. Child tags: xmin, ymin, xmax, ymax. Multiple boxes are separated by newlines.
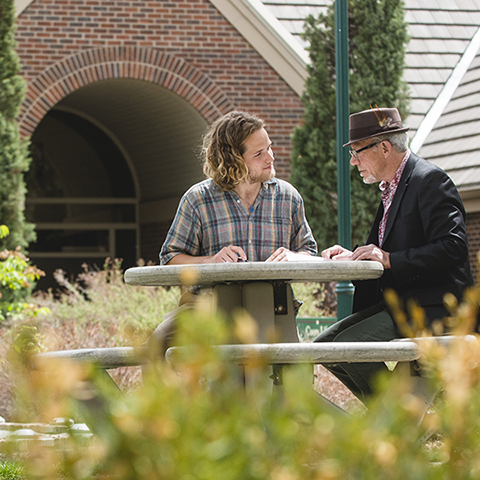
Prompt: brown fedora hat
<box><xmin>343</xmin><ymin>107</ymin><xmax>410</xmax><ymax>147</ymax></box>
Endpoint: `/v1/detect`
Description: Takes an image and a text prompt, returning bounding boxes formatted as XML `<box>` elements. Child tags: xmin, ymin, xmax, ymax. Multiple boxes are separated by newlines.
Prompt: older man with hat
<box><xmin>315</xmin><ymin>106</ymin><xmax>474</xmax><ymax>401</ymax></box>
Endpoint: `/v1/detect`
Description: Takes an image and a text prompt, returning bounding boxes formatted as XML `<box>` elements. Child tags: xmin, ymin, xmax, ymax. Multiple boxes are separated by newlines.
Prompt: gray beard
<box><xmin>363</xmin><ymin>174</ymin><xmax>378</xmax><ymax>184</ymax></box>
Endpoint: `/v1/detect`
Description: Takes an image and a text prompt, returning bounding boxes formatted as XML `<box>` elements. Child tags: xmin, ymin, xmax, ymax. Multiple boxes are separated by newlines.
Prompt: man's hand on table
<box><xmin>166</xmin><ymin>246</ymin><xmax>247</xmax><ymax>264</ymax></box>
<box><xmin>321</xmin><ymin>244</ymin><xmax>391</xmax><ymax>269</ymax></box>
<box><xmin>321</xmin><ymin>245</ymin><xmax>354</xmax><ymax>261</ymax></box>
<box><xmin>209</xmin><ymin>246</ymin><xmax>247</xmax><ymax>263</ymax></box>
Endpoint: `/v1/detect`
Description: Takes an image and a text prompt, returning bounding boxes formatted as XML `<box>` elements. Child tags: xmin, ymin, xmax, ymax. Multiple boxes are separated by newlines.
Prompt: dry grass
<box><xmin>0</xmin><ymin>318</ymin><xmax>143</xmax><ymax>420</ymax></box>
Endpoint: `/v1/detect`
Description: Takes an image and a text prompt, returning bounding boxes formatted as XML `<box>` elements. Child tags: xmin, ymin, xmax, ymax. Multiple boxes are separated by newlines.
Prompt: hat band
<box><xmin>350</xmin><ymin>120</ymin><xmax>403</xmax><ymax>142</ymax></box>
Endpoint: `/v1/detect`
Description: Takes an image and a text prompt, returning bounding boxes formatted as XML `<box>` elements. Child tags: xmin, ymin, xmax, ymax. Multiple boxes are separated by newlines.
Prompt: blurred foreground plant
<box><xmin>6</xmin><ymin>282</ymin><xmax>480</xmax><ymax>480</ymax></box>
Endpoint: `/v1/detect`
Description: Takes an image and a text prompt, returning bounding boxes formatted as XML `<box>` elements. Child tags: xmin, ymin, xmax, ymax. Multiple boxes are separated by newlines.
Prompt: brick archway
<box><xmin>19</xmin><ymin>47</ymin><xmax>234</xmax><ymax>137</ymax></box>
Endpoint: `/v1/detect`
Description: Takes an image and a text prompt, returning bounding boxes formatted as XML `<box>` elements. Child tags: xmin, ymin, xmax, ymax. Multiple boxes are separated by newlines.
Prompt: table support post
<box><xmin>335</xmin><ymin>281</ymin><xmax>354</xmax><ymax>321</ymax></box>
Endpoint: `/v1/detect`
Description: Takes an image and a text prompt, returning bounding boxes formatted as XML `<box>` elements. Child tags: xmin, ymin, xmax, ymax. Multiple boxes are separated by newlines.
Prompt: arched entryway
<box><xmin>20</xmin><ymin>49</ymin><xmax>233</xmax><ymax>287</ymax></box>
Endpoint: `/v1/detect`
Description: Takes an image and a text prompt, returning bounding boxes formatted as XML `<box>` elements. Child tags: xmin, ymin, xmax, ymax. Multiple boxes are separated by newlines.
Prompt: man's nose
<box><xmin>268</xmin><ymin>147</ymin><xmax>275</xmax><ymax>162</ymax></box>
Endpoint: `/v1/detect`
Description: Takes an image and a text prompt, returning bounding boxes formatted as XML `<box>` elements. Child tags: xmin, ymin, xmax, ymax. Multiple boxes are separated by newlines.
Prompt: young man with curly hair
<box><xmin>160</xmin><ymin>110</ymin><xmax>317</xmax><ymax>265</ymax></box>
<box><xmin>148</xmin><ymin>111</ymin><xmax>317</xmax><ymax>355</ymax></box>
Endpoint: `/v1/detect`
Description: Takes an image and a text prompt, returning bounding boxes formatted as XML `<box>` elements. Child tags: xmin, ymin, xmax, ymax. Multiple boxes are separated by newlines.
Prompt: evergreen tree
<box><xmin>291</xmin><ymin>0</ymin><xmax>409</xmax><ymax>249</ymax></box>
<box><xmin>0</xmin><ymin>0</ymin><xmax>35</xmax><ymax>250</ymax></box>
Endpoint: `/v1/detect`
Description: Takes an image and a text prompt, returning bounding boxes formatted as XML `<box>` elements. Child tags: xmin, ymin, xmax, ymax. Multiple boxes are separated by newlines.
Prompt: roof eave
<box><xmin>15</xmin><ymin>0</ymin><xmax>33</xmax><ymax>15</ymax></box>
<box><xmin>459</xmin><ymin>187</ymin><xmax>480</xmax><ymax>213</ymax></box>
<box><xmin>209</xmin><ymin>0</ymin><xmax>308</xmax><ymax>97</ymax></box>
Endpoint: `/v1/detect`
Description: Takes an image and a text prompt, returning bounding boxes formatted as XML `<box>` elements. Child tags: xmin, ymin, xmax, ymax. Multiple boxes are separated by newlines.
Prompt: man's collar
<box><xmin>379</xmin><ymin>149</ymin><xmax>411</xmax><ymax>191</ymax></box>
<box><xmin>260</xmin><ymin>178</ymin><xmax>277</xmax><ymax>190</ymax></box>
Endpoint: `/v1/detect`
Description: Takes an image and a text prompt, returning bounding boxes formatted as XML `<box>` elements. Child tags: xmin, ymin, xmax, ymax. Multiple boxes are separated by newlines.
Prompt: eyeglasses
<box><xmin>349</xmin><ymin>141</ymin><xmax>381</xmax><ymax>160</ymax></box>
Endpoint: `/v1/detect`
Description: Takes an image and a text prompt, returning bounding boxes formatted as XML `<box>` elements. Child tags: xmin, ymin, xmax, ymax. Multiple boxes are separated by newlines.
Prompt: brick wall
<box><xmin>14</xmin><ymin>0</ymin><xmax>305</xmax><ymax>179</ymax></box>
<box><xmin>466</xmin><ymin>211</ymin><xmax>480</xmax><ymax>282</ymax></box>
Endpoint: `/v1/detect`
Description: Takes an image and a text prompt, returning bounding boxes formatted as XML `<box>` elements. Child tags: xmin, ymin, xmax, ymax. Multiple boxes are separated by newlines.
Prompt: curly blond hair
<box><xmin>202</xmin><ymin>111</ymin><xmax>264</xmax><ymax>191</ymax></box>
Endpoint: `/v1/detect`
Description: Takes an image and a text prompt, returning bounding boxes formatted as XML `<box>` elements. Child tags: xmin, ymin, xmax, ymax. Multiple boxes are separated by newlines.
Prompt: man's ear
<box><xmin>381</xmin><ymin>140</ymin><xmax>392</xmax><ymax>156</ymax></box>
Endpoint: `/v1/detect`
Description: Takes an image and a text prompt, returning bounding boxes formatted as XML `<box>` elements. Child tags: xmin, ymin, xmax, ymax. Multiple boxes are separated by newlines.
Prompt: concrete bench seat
<box><xmin>33</xmin><ymin>346</ymin><xmax>148</xmax><ymax>370</ymax></box>
<box><xmin>165</xmin><ymin>341</ymin><xmax>424</xmax><ymax>365</ymax></box>
<box><xmin>33</xmin><ymin>336</ymin><xmax>464</xmax><ymax>371</ymax></box>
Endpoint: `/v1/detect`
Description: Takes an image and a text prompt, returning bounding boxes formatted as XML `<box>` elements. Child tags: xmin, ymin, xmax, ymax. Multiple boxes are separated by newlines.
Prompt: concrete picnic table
<box><xmin>124</xmin><ymin>260</ymin><xmax>384</xmax><ymax>343</ymax></box>
<box><xmin>33</xmin><ymin>260</ymin><xmax>464</xmax><ymax>431</ymax></box>
<box><xmin>123</xmin><ymin>259</ymin><xmax>384</xmax><ymax>286</ymax></box>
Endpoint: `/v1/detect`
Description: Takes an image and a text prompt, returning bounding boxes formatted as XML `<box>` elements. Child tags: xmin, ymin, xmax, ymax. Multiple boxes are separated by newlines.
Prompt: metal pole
<box><xmin>335</xmin><ymin>0</ymin><xmax>354</xmax><ymax>320</ymax></box>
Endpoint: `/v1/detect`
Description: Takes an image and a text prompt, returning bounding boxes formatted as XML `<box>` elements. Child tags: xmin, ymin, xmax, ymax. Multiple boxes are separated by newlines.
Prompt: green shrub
<box><xmin>0</xmin><ymin>225</ymin><xmax>46</xmax><ymax>321</ymax></box>
<box><xmin>0</xmin><ymin>0</ymin><xmax>36</xmax><ymax>252</ymax></box>
<box><xmin>292</xmin><ymin>281</ymin><xmax>336</xmax><ymax>318</ymax></box>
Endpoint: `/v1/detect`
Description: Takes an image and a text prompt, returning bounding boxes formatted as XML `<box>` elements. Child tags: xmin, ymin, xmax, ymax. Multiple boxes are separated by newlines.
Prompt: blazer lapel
<box><xmin>367</xmin><ymin>203</ymin><xmax>383</xmax><ymax>245</ymax></box>
<box><xmin>381</xmin><ymin>154</ymin><xmax>417</xmax><ymax>245</ymax></box>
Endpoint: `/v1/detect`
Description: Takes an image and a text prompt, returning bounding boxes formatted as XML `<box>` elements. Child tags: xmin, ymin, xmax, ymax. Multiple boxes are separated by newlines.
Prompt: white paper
<box><xmin>285</xmin><ymin>252</ymin><xmax>325</xmax><ymax>262</ymax></box>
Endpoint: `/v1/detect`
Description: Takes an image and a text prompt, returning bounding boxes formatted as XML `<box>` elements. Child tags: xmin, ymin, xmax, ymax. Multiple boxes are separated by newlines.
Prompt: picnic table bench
<box><xmin>33</xmin><ymin>336</ymin><xmax>455</xmax><ymax>370</ymax></box>
<box><xmin>34</xmin><ymin>335</ymin><xmax>465</xmax><ymax>382</ymax></box>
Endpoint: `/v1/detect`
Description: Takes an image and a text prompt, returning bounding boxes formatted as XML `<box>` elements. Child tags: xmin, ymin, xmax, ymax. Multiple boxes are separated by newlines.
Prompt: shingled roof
<box><xmin>260</xmin><ymin>0</ymin><xmax>480</xmax><ymax>203</ymax></box>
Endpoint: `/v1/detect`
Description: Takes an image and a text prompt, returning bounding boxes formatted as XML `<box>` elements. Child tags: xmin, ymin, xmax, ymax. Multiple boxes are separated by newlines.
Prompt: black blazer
<box><xmin>353</xmin><ymin>153</ymin><xmax>474</xmax><ymax>323</ymax></box>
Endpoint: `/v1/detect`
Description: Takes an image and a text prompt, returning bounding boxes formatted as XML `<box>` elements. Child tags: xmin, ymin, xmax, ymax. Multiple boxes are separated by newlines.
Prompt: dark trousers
<box><xmin>314</xmin><ymin>302</ymin><xmax>399</xmax><ymax>401</ymax></box>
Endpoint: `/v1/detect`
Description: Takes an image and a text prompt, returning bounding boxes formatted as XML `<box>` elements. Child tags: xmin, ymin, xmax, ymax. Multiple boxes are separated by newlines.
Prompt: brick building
<box><xmin>14</xmin><ymin>0</ymin><xmax>308</xmax><ymax>285</ymax></box>
<box><xmin>12</xmin><ymin>0</ymin><xmax>480</xmax><ymax>284</ymax></box>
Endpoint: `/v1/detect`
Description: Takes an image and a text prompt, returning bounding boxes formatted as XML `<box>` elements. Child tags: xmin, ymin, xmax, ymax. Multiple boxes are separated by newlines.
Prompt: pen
<box><xmin>236</xmin><ymin>252</ymin><xmax>247</xmax><ymax>262</ymax></box>
<box><xmin>352</xmin><ymin>243</ymin><xmax>359</xmax><ymax>252</ymax></box>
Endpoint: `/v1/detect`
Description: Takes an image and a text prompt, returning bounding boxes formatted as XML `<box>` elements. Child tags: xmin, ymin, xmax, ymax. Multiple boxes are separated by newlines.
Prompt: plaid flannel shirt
<box><xmin>160</xmin><ymin>178</ymin><xmax>317</xmax><ymax>264</ymax></box>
